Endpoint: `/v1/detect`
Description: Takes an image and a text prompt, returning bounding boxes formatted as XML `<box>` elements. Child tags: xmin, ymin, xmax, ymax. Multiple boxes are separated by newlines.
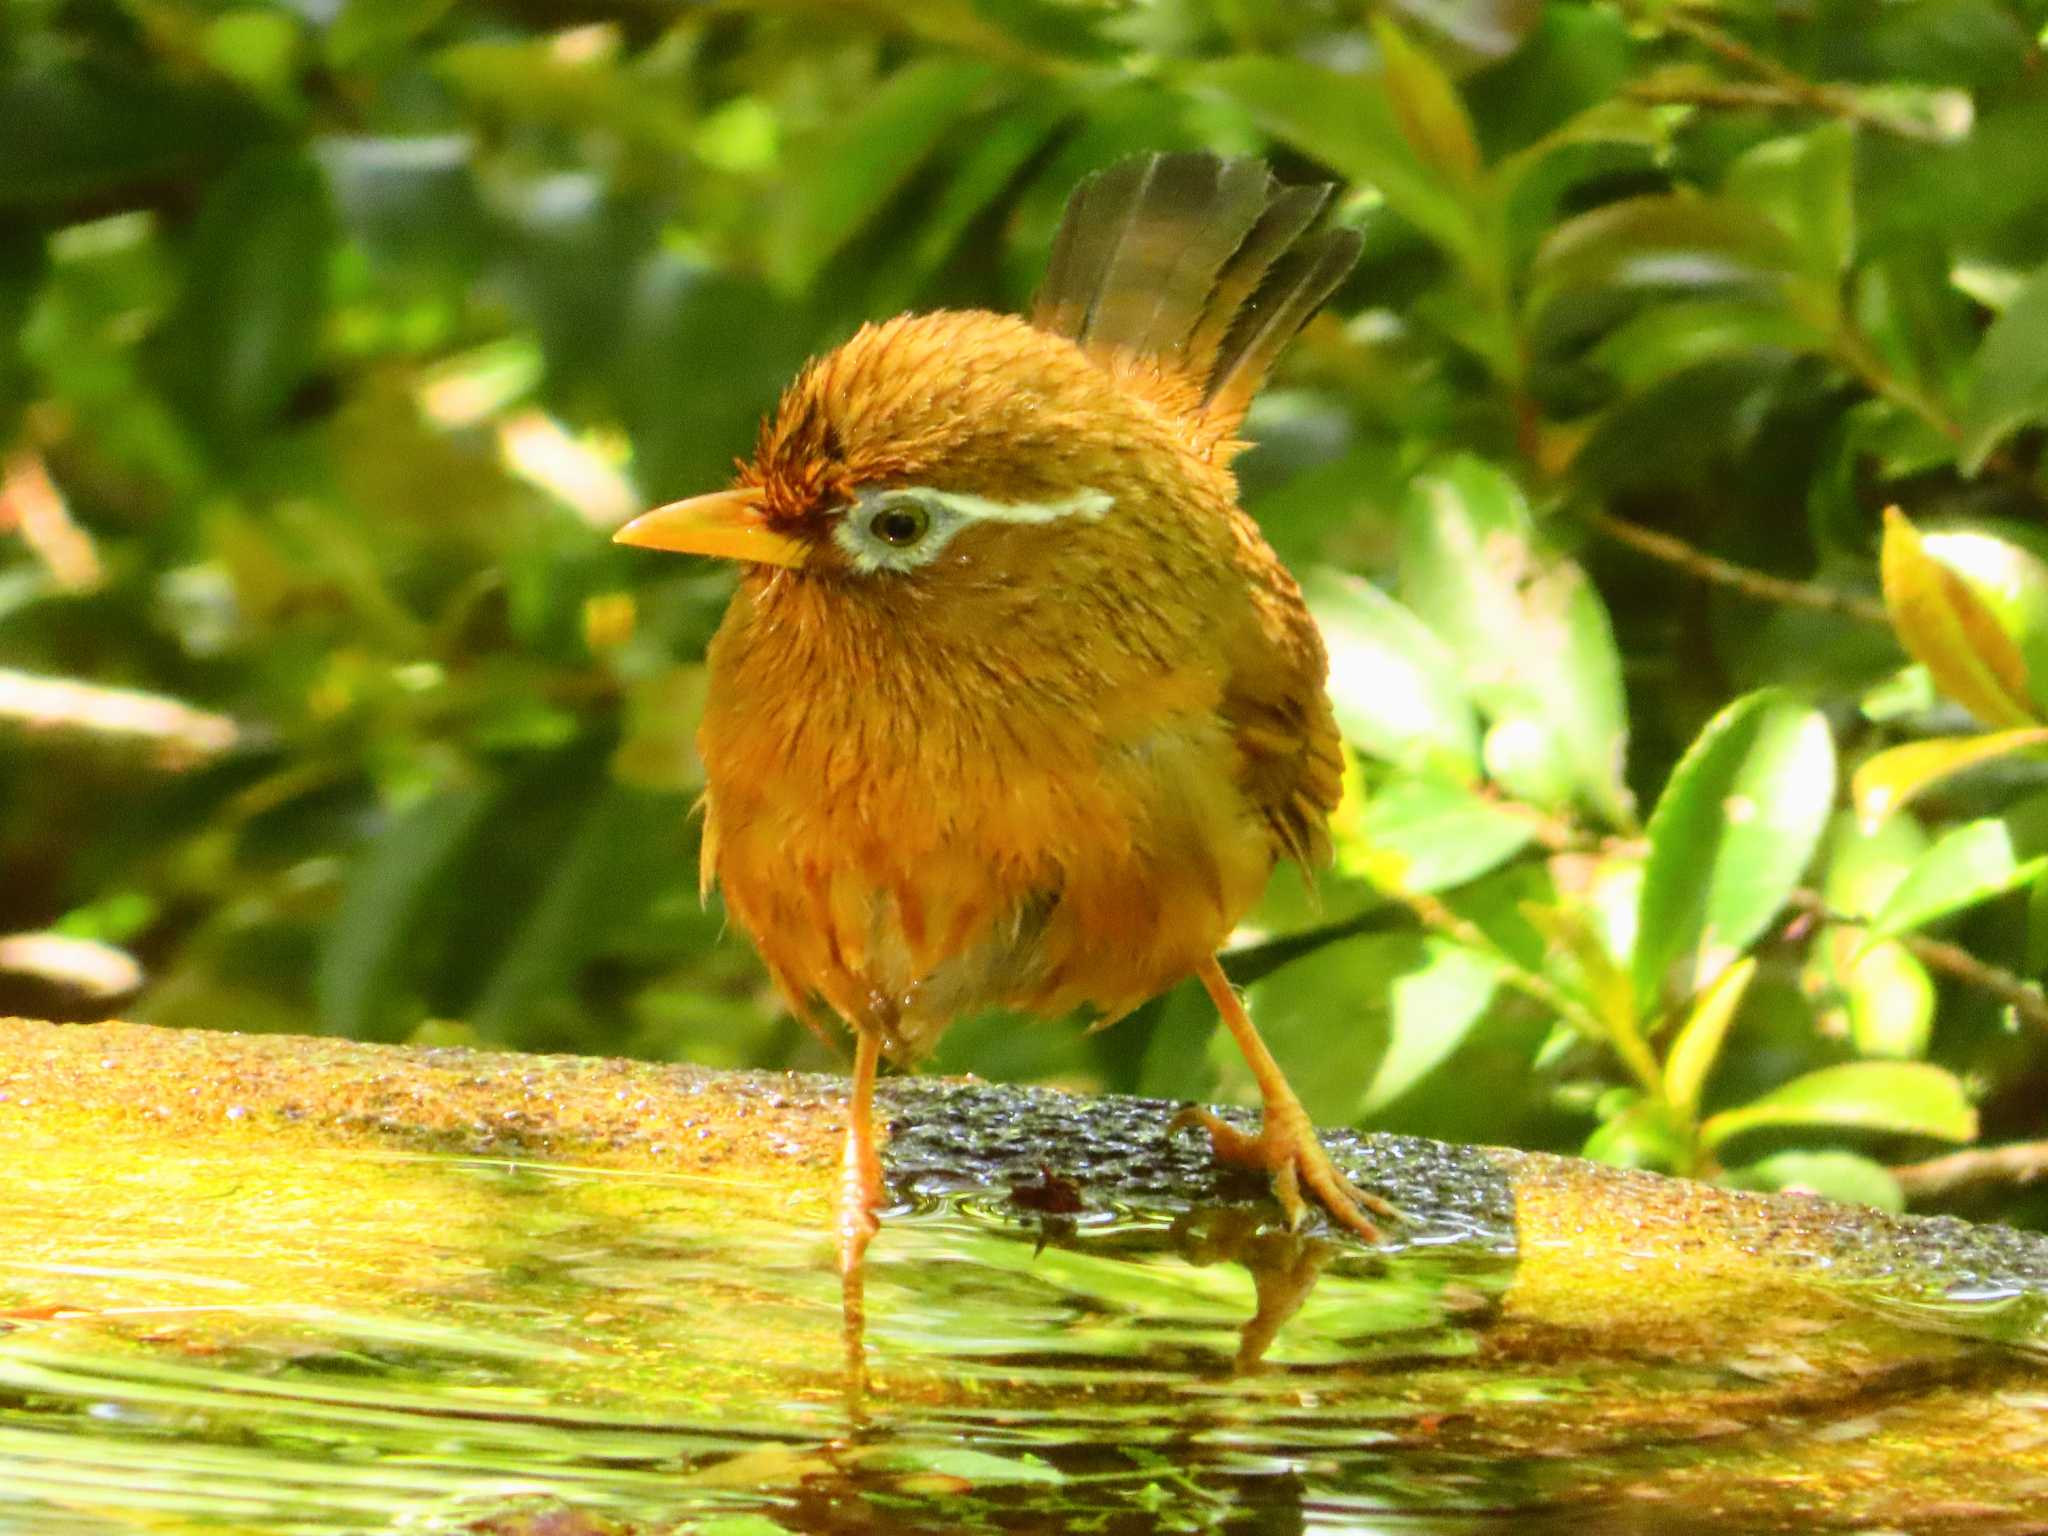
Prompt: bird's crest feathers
<box><xmin>1032</xmin><ymin>152</ymin><xmax>1359</xmax><ymax>439</ymax></box>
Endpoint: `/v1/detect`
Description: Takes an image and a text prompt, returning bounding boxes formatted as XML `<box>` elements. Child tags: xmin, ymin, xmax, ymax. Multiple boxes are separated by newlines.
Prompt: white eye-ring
<box><xmin>830</xmin><ymin>485</ymin><xmax>1113</xmax><ymax>576</ymax></box>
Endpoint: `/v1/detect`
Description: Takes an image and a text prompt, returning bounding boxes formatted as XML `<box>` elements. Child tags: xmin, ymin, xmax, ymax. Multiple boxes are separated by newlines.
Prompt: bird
<box><xmin>614</xmin><ymin>150</ymin><xmax>1395</xmax><ymax>1284</ymax></box>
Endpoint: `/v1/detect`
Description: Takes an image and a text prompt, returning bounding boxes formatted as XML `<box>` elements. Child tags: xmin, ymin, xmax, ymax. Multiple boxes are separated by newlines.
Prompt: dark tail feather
<box><xmin>1031</xmin><ymin>151</ymin><xmax>1358</xmax><ymax>429</ymax></box>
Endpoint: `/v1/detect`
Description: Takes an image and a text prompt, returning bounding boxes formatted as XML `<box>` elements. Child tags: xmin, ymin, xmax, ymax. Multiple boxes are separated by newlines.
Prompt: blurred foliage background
<box><xmin>9</xmin><ymin>0</ymin><xmax>2048</xmax><ymax>1227</ymax></box>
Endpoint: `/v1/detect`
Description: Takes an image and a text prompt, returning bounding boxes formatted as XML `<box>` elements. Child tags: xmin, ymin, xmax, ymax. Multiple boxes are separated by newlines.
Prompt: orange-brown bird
<box><xmin>615</xmin><ymin>151</ymin><xmax>1394</xmax><ymax>1279</ymax></box>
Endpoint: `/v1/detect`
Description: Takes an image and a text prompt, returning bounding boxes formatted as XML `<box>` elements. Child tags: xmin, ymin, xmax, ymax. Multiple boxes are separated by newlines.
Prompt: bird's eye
<box><xmin>868</xmin><ymin>503</ymin><xmax>930</xmax><ymax>548</ymax></box>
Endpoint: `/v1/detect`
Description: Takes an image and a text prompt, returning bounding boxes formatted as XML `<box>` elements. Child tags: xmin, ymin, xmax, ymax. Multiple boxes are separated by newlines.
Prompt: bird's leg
<box><xmin>839</xmin><ymin>1029</ymin><xmax>885</xmax><ymax>1274</ymax></box>
<box><xmin>839</xmin><ymin>1029</ymin><xmax>884</xmax><ymax>1412</ymax></box>
<box><xmin>1169</xmin><ymin>955</ymin><xmax>1398</xmax><ymax>1244</ymax></box>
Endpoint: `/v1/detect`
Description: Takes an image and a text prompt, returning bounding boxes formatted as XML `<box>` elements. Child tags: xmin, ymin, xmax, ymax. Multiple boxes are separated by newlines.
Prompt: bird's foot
<box><xmin>1168</xmin><ymin>1101</ymin><xmax>1397</xmax><ymax>1245</ymax></box>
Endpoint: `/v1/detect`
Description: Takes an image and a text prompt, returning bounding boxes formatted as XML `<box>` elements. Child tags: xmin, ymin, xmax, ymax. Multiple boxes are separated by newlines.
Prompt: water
<box><xmin>7</xmin><ymin>1133</ymin><xmax>2048</xmax><ymax>1535</ymax></box>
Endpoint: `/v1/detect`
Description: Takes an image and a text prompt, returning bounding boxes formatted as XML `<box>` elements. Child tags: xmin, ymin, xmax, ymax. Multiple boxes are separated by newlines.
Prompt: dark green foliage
<box><xmin>6</xmin><ymin>0</ymin><xmax>2048</xmax><ymax>1224</ymax></box>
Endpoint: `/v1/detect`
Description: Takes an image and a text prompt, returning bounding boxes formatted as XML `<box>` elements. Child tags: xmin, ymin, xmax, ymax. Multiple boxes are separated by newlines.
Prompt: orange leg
<box><xmin>839</xmin><ymin>1029</ymin><xmax>885</xmax><ymax>1276</ymax></box>
<box><xmin>1169</xmin><ymin>955</ymin><xmax>1398</xmax><ymax>1244</ymax></box>
<box><xmin>838</xmin><ymin>1030</ymin><xmax>883</xmax><ymax>1412</ymax></box>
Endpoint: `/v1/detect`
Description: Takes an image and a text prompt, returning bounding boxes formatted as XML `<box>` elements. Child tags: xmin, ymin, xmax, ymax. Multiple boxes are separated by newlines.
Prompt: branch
<box><xmin>1892</xmin><ymin>1141</ymin><xmax>2048</xmax><ymax>1200</ymax></box>
<box><xmin>1659</xmin><ymin>9</ymin><xmax>1951</xmax><ymax>142</ymax></box>
<box><xmin>1585</xmin><ymin>510</ymin><xmax>1891</xmax><ymax>626</ymax></box>
<box><xmin>1788</xmin><ymin>890</ymin><xmax>2048</xmax><ymax>1035</ymax></box>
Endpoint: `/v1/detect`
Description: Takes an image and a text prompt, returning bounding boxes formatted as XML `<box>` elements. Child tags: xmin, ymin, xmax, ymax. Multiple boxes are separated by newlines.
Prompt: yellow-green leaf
<box><xmin>1372</xmin><ymin>17</ymin><xmax>1482</xmax><ymax>187</ymax></box>
<box><xmin>1879</xmin><ymin>506</ymin><xmax>2038</xmax><ymax>729</ymax></box>
<box><xmin>1850</xmin><ymin>729</ymin><xmax>2048</xmax><ymax>828</ymax></box>
<box><xmin>1700</xmin><ymin>1062</ymin><xmax>1977</xmax><ymax>1150</ymax></box>
<box><xmin>1663</xmin><ymin>955</ymin><xmax>1757</xmax><ymax>1119</ymax></box>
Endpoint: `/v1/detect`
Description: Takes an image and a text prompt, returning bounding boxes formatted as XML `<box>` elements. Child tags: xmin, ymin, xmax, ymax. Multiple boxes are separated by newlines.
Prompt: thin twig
<box><xmin>1661</xmin><ymin>9</ymin><xmax>1946</xmax><ymax>142</ymax></box>
<box><xmin>1585</xmin><ymin>509</ymin><xmax>1891</xmax><ymax>626</ymax></box>
<box><xmin>1789</xmin><ymin>889</ymin><xmax>2048</xmax><ymax>1035</ymax></box>
<box><xmin>1</xmin><ymin>450</ymin><xmax>101</xmax><ymax>591</ymax></box>
<box><xmin>1892</xmin><ymin>1141</ymin><xmax>2048</xmax><ymax>1200</ymax></box>
<box><xmin>1897</xmin><ymin>931</ymin><xmax>2048</xmax><ymax>1035</ymax></box>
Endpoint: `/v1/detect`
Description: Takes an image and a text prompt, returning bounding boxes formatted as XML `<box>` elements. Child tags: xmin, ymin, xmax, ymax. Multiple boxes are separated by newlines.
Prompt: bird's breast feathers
<box><xmin>695</xmin><ymin>608</ymin><xmax>1302</xmax><ymax>1058</ymax></box>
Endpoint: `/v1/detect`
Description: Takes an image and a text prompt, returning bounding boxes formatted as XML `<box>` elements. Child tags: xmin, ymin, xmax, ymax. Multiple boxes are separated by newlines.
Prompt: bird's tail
<box><xmin>1031</xmin><ymin>151</ymin><xmax>1359</xmax><ymax>435</ymax></box>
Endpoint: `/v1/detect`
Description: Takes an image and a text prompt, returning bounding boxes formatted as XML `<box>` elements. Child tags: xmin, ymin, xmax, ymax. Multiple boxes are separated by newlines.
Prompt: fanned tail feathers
<box><xmin>1031</xmin><ymin>152</ymin><xmax>1359</xmax><ymax>438</ymax></box>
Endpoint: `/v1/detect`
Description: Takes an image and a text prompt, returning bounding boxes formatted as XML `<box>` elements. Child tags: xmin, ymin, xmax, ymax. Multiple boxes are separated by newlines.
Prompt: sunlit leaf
<box><xmin>1851</xmin><ymin>729</ymin><xmax>2048</xmax><ymax>827</ymax></box>
<box><xmin>1700</xmin><ymin>1062</ymin><xmax>1976</xmax><ymax>1149</ymax></box>
<box><xmin>1869</xmin><ymin>814</ymin><xmax>2048</xmax><ymax>940</ymax></box>
<box><xmin>1663</xmin><ymin>955</ymin><xmax>1757</xmax><ymax>1120</ymax></box>
<box><xmin>1879</xmin><ymin>506</ymin><xmax>2038</xmax><ymax>729</ymax></box>
<box><xmin>1397</xmin><ymin>456</ymin><xmax>1631</xmax><ymax>823</ymax></box>
<box><xmin>1960</xmin><ymin>259</ymin><xmax>2048</xmax><ymax>473</ymax></box>
<box><xmin>1301</xmin><ymin>569</ymin><xmax>1479</xmax><ymax>776</ymax></box>
<box><xmin>1844</xmin><ymin>936</ymin><xmax>1934</xmax><ymax>1060</ymax></box>
<box><xmin>1634</xmin><ymin>691</ymin><xmax>1836</xmax><ymax>1008</ymax></box>
<box><xmin>1820</xmin><ymin>810</ymin><xmax>1929</xmax><ymax>920</ymax></box>
<box><xmin>1919</xmin><ymin>523</ymin><xmax>2048</xmax><ymax>707</ymax></box>
<box><xmin>1336</xmin><ymin>771</ymin><xmax>1536</xmax><ymax>894</ymax></box>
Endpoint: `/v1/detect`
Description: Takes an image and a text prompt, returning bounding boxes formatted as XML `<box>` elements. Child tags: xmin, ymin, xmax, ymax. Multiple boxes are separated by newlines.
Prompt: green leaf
<box><xmin>1335</xmin><ymin>770</ymin><xmax>1536</xmax><ymax>894</ymax></box>
<box><xmin>1850</xmin><ymin>729</ymin><xmax>2048</xmax><ymax>827</ymax></box>
<box><xmin>1723</xmin><ymin>122</ymin><xmax>1855</xmax><ymax>290</ymax></box>
<box><xmin>1844</xmin><ymin>937</ymin><xmax>1934</xmax><ymax>1060</ymax></box>
<box><xmin>1372</xmin><ymin>17</ymin><xmax>1483</xmax><ymax>186</ymax></box>
<box><xmin>1245</xmin><ymin>933</ymin><xmax>1497</xmax><ymax>1124</ymax></box>
<box><xmin>151</xmin><ymin>149</ymin><xmax>336</xmax><ymax>449</ymax></box>
<box><xmin>469</xmin><ymin>784</ymin><xmax>676</xmax><ymax>1036</ymax></box>
<box><xmin>1700</xmin><ymin>1062</ymin><xmax>1976</xmax><ymax>1149</ymax></box>
<box><xmin>1962</xmin><ymin>260</ymin><xmax>2048</xmax><ymax>472</ymax></box>
<box><xmin>317</xmin><ymin>785</ymin><xmax>497</xmax><ymax>1040</ymax></box>
<box><xmin>766</xmin><ymin>58</ymin><xmax>998</xmax><ymax>293</ymax></box>
<box><xmin>1582</xmin><ymin>1096</ymin><xmax>1688</xmax><ymax>1172</ymax></box>
<box><xmin>1397</xmin><ymin>456</ymin><xmax>1631</xmax><ymax>824</ymax></box>
<box><xmin>1525</xmin><ymin>193</ymin><xmax>1801</xmax><ymax>334</ymax></box>
<box><xmin>326</xmin><ymin>0</ymin><xmax>457</xmax><ymax>67</ymax></box>
<box><xmin>1663</xmin><ymin>955</ymin><xmax>1757</xmax><ymax>1120</ymax></box>
<box><xmin>1880</xmin><ymin>506</ymin><xmax>2038</xmax><ymax>729</ymax></box>
<box><xmin>1820</xmin><ymin>809</ymin><xmax>1929</xmax><ymax>920</ymax></box>
<box><xmin>1191</xmin><ymin>57</ymin><xmax>1480</xmax><ymax>269</ymax></box>
<box><xmin>1587</xmin><ymin>297</ymin><xmax>1815</xmax><ymax>394</ymax></box>
<box><xmin>1633</xmin><ymin>691</ymin><xmax>1837</xmax><ymax>1009</ymax></box>
<box><xmin>0</xmin><ymin>57</ymin><xmax>277</xmax><ymax>210</ymax></box>
<box><xmin>1722</xmin><ymin>1150</ymin><xmax>1905</xmax><ymax>1213</ymax></box>
<box><xmin>1301</xmin><ymin>569</ymin><xmax>1480</xmax><ymax>775</ymax></box>
<box><xmin>1360</xmin><ymin>942</ymin><xmax>1500</xmax><ymax>1114</ymax></box>
<box><xmin>1869</xmin><ymin>815</ymin><xmax>2048</xmax><ymax>940</ymax></box>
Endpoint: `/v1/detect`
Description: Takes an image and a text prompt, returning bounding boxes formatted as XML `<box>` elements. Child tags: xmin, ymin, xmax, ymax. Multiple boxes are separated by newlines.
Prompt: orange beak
<box><xmin>612</xmin><ymin>488</ymin><xmax>808</xmax><ymax>569</ymax></box>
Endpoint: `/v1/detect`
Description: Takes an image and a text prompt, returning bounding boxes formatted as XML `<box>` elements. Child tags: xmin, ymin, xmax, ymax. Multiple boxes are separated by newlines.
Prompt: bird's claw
<box><xmin>1168</xmin><ymin>1103</ymin><xmax>1397</xmax><ymax>1245</ymax></box>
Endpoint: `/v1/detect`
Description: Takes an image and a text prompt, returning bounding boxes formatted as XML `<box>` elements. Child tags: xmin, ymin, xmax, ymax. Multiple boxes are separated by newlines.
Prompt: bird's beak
<box><xmin>612</xmin><ymin>488</ymin><xmax>807</xmax><ymax>569</ymax></box>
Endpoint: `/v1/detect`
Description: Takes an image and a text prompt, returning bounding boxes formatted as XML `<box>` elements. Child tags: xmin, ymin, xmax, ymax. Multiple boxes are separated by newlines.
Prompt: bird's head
<box><xmin>612</xmin><ymin>308</ymin><xmax>1208</xmax><ymax>595</ymax></box>
<box><xmin>615</xmin><ymin>151</ymin><xmax>1358</xmax><ymax>606</ymax></box>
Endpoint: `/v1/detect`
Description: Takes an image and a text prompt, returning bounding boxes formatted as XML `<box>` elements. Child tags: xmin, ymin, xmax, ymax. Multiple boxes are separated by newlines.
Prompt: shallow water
<box><xmin>6</xmin><ymin>1135</ymin><xmax>2048</xmax><ymax>1535</ymax></box>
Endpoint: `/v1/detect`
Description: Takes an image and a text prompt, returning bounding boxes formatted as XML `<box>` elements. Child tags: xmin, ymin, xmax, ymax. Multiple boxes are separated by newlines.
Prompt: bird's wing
<box><xmin>1032</xmin><ymin>151</ymin><xmax>1360</xmax><ymax>440</ymax></box>
<box><xmin>1216</xmin><ymin>550</ymin><xmax>1344</xmax><ymax>872</ymax></box>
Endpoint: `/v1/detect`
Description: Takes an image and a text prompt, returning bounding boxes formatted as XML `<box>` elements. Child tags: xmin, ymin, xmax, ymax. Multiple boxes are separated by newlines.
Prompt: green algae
<box><xmin>5</xmin><ymin>1019</ymin><xmax>2048</xmax><ymax>1533</ymax></box>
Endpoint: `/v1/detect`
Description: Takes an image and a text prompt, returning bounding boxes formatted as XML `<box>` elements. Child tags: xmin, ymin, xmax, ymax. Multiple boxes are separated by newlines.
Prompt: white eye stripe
<box><xmin>903</xmin><ymin>487</ymin><xmax>1114</xmax><ymax>526</ymax></box>
<box><xmin>829</xmin><ymin>485</ymin><xmax>1113</xmax><ymax>575</ymax></box>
